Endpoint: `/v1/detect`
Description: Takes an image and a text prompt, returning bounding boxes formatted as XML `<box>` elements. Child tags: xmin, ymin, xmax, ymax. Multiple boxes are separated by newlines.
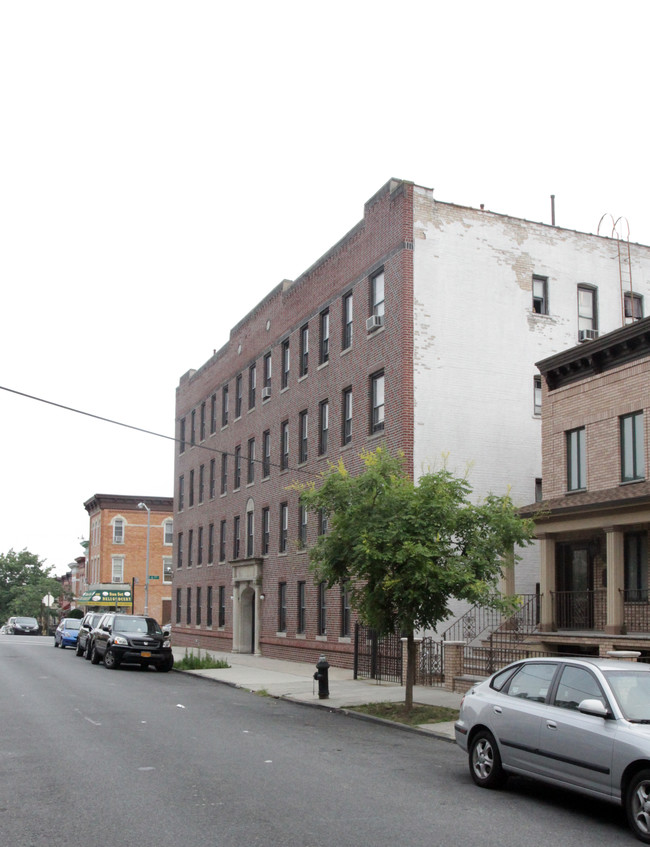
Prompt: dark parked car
<box><xmin>8</xmin><ymin>616</ymin><xmax>40</xmax><ymax>635</ymax></box>
<box><xmin>455</xmin><ymin>656</ymin><xmax>650</xmax><ymax>844</ymax></box>
<box><xmin>76</xmin><ymin>612</ymin><xmax>104</xmax><ymax>658</ymax></box>
<box><xmin>54</xmin><ymin>618</ymin><xmax>81</xmax><ymax>649</ymax></box>
<box><xmin>90</xmin><ymin>613</ymin><xmax>173</xmax><ymax>672</ymax></box>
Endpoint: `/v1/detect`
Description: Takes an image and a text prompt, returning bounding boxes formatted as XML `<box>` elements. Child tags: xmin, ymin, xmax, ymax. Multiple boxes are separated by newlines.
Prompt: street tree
<box><xmin>0</xmin><ymin>548</ymin><xmax>60</xmax><ymax>622</ymax></box>
<box><xmin>298</xmin><ymin>449</ymin><xmax>535</xmax><ymax>709</ymax></box>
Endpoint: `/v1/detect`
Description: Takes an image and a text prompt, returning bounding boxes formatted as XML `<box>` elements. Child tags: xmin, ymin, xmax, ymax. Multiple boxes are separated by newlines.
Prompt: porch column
<box><xmin>605</xmin><ymin>527</ymin><xmax>625</xmax><ymax>635</ymax></box>
<box><xmin>499</xmin><ymin>549</ymin><xmax>515</xmax><ymax>597</ymax></box>
<box><xmin>538</xmin><ymin>535</ymin><xmax>556</xmax><ymax>632</ymax></box>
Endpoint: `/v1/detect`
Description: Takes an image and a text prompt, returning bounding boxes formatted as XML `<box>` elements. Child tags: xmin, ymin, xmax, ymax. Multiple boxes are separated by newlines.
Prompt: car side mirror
<box><xmin>578</xmin><ymin>698</ymin><xmax>609</xmax><ymax>718</ymax></box>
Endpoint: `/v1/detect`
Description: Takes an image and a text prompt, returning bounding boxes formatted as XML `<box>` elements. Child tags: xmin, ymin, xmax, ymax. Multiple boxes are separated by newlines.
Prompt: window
<box><xmin>246</xmin><ymin>510</ymin><xmax>254</xmax><ymax>558</ymax></box>
<box><xmin>249</xmin><ymin>363</ymin><xmax>256</xmax><ymax>409</ymax></box>
<box><xmin>534</xmin><ymin>375</ymin><xmax>542</xmax><ymax>416</ymax></box>
<box><xmin>532</xmin><ymin>275</ymin><xmax>548</xmax><ymax>315</ymax></box>
<box><xmin>281</xmin><ymin>339</ymin><xmax>290</xmax><ymax>389</ymax></box>
<box><xmin>263</xmin><ymin>352</ymin><xmax>272</xmax><ymax>393</ymax></box>
<box><xmin>319</xmin><ymin>309</ymin><xmax>329</xmax><ymax>364</ymax></box>
<box><xmin>178</xmin><ymin>475</ymin><xmax>185</xmax><ymax>510</ymax></box>
<box><xmin>190</xmin><ymin>409</ymin><xmax>196</xmax><ymax>446</ymax></box>
<box><xmin>111</xmin><ymin>555</ymin><xmax>124</xmax><ymax>583</ymax></box>
<box><xmin>235</xmin><ymin>373</ymin><xmax>243</xmax><ymax>418</ymax></box>
<box><xmin>318</xmin><ymin>581</ymin><xmax>327</xmax><ymax>635</ymax></box>
<box><xmin>299</xmin><ymin>410</ymin><xmax>308</xmax><ymax>463</ymax></box>
<box><xmin>210</xmin><ymin>393</ymin><xmax>217</xmax><ymax>434</ymax></box>
<box><xmin>177</xmin><ymin>532</ymin><xmax>183</xmax><ymax>568</ymax></box>
<box><xmin>318</xmin><ymin>508</ymin><xmax>328</xmax><ymax>536</ymax></box>
<box><xmin>279</xmin><ymin>502</ymin><xmax>288</xmax><ymax>553</ymax></box>
<box><xmin>176</xmin><ymin>588</ymin><xmax>181</xmax><ymax>623</ymax></box>
<box><xmin>371</xmin><ymin>371</ymin><xmax>385</xmax><ymax>433</ymax></box>
<box><xmin>278</xmin><ymin>582</ymin><xmax>287</xmax><ymax>632</ymax></box>
<box><xmin>222</xmin><ymin>385</ymin><xmax>229</xmax><ymax>427</ymax></box>
<box><xmin>209</xmin><ymin>458</ymin><xmax>216</xmax><ymax>499</ymax></box>
<box><xmin>221</xmin><ymin>453</ymin><xmax>228</xmax><ymax>495</ymax></box>
<box><xmin>187</xmin><ymin>529</ymin><xmax>194</xmax><ymax>567</ymax></box>
<box><xmin>625</xmin><ymin>292</ymin><xmax>644</xmax><ymax>322</ymax></box>
<box><xmin>341</xmin><ymin>583</ymin><xmax>351</xmax><ymax>637</ymax></box>
<box><xmin>207</xmin><ymin>586</ymin><xmax>213</xmax><ymax>627</ymax></box>
<box><xmin>200</xmin><ymin>402</ymin><xmax>206</xmax><ymax>441</ymax></box>
<box><xmin>297</xmin><ymin>582</ymin><xmax>306</xmax><ymax>634</ymax></box>
<box><xmin>197</xmin><ymin>526</ymin><xmax>203</xmax><ymax>565</ymax></box>
<box><xmin>189</xmin><ymin>469</ymin><xmax>195</xmax><ymax>507</ymax></box>
<box><xmin>299</xmin><ymin>324</ymin><xmax>309</xmax><ymax>377</ymax></box>
<box><xmin>208</xmin><ymin>523</ymin><xmax>215</xmax><ymax>564</ymax></box>
<box><xmin>342</xmin><ymin>387</ymin><xmax>352</xmax><ymax>445</ymax></box>
<box><xmin>578</xmin><ymin>285</ymin><xmax>598</xmax><ymax>333</ymax></box>
<box><xmin>625</xmin><ymin>532</ymin><xmax>648</xmax><ymax>601</ymax></box>
<box><xmin>113</xmin><ymin>518</ymin><xmax>124</xmax><ymax>544</ymax></box>
<box><xmin>163</xmin><ymin>557</ymin><xmax>173</xmax><ymax>583</ymax></box>
<box><xmin>262</xmin><ymin>430</ymin><xmax>271</xmax><ymax>478</ymax></box>
<box><xmin>164</xmin><ymin>519</ymin><xmax>173</xmax><ymax>545</ymax></box>
<box><xmin>371</xmin><ymin>271</ymin><xmax>385</xmax><ymax>319</ymax></box>
<box><xmin>233</xmin><ymin>516</ymin><xmax>240</xmax><ymax>559</ymax></box>
<box><xmin>247</xmin><ymin>438</ymin><xmax>255</xmax><ymax>484</ymax></box>
<box><xmin>234</xmin><ymin>445</ymin><xmax>241</xmax><ymax>489</ymax></box>
<box><xmin>262</xmin><ymin>507</ymin><xmax>270</xmax><ymax>555</ymax></box>
<box><xmin>621</xmin><ymin>411</ymin><xmax>645</xmax><ymax>482</ymax></box>
<box><xmin>219</xmin><ymin>520</ymin><xmax>226</xmax><ymax>562</ymax></box>
<box><xmin>196</xmin><ymin>586</ymin><xmax>202</xmax><ymax>625</ymax></box>
<box><xmin>179</xmin><ymin>417</ymin><xmax>186</xmax><ymax>454</ymax></box>
<box><xmin>319</xmin><ymin>400</ymin><xmax>329</xmax><ymax>455</ymax></box>
<box><xmin>218</xmin><ymin>586</ymin><xmax>226</xmax><ymax>628</ymax></box>
<box><xmin>281</xmin><ymin>420</ymin><xmax>289</xmax><ymax>470</ymax></box>
<box><xmin>342</xmin><ymin>291</ymin><xmax>353</xmax><ymax>349</ymax></box>
<box><xmin>535</xmin><ymin>478</ymin><xmax>543</xmax><ymax>502</ymax></box>
<box><xmin>198</xmin><ymin>464</ymin><xmax>205</xmax><ymax>503</ymax></box>
<box><xmin>186</xmin><ymin>587</ymin><xmax>192</xmax><ymax>625</ymax></box>
<box><xmin>567</xmin><ymin>427</ymin><xmax>586</xmax><ymax>491</ymax></box>
<box><xmin>552</xmin><ymin>665</ymin><xmax>604</xmax><ymax>711</ymax></box>
<box><xmin>505</xmin><ymin>662</ymin><xmax>557</xmax><ymax>702</ymax></box>
<box><xmin>299</xmin><ymin>505</ymin><xmax>308</xmax><ymax>548</ymax></box>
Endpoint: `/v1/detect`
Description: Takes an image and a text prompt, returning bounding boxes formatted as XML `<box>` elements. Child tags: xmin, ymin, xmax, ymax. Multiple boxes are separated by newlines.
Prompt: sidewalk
<box><xmin>172</xmin><ymin>646</ymin><xmax>462</xmax><ymax>742</ymax></box>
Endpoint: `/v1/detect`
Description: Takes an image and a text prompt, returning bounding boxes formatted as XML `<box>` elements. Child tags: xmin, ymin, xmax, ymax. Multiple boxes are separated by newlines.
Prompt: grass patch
<box><xmin>344</xmin><ymin>701</ymin><xmax>459</xmax><ymax>727</ymax></box>
<box><xmin>175</xmin><ymin>649</ymin><xmax>230</xmax><ymax>671</ymax></box>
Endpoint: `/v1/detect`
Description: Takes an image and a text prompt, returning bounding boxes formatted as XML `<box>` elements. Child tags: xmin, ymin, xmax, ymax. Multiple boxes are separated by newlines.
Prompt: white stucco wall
<box><xmin>412</xmin><ymin>185</ymin><xmax>650</xmax><ymax>598</ymax></box>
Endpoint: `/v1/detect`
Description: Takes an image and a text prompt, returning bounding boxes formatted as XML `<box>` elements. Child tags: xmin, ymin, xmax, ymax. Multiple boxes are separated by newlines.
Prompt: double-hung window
<box><xmin>111</xmin><ymin>555</ymin><xmax>124</xmax><ymax>583</ymax></box>
<box><xmin>532</xmin><ymin>275</ymin><xmax>548</xmax><ymax>315</ymax></box>
<box><xmin>208</xmin><ymin>523</ymin><xmax>215</xmax><ymax>564</ymax></box>
<box><xmin>113</xmin><ymin>518</ymin><xmax>124</xmax><ymax>544</ymax></box>
<box><xmin>341</xmin><ymin>583</ymin><xmax>351</xmax><ymax>637</ymax></box>
<box><xmin>319</xmin><ymin>309</ymin><xmax>329</xmax><ymax>364</ymax></box>
<box><xmin>249</xmin><ymin>363</ymin><xmax>256</xmax><ymax>410</ymax></box>
<box><xmin>299</xmin><ymin>324</ymin><xmax>309</xmax><ymax>377</ymax></box>
<box><xmin>625</xmin><ymin>292</ymin><xmax>644</xmax><ymax>323</ymax></box>
<box><xmin>210</xmin><ymin>394</ymin><xmax>217</xmax><ymax>434</ymax></box>
<box><xmin>247</xmin><ymin>438</ymin><xmax>255</xmax><ymax>484</ymax></box>
<box><xmin>262</xmin><ymin>429</ymin><xmax>271</xmax><ymax>478</ymax></box>
<box><xmin>234</xmin><ymin>445</ymin><xmax>241</xmax><ymax>489</ymax></box>
<box><xmin>262</xmin><ymin>507</ymin><xmax>270</xmax><ymax>555</ymax></box>
<box><xmin>297</xmin><ymin>582</ymin><xmax>306</xmax><ymax>634</ymax></box>
<box><xmin>371</xmin><ymin>371</ymin><xmax>385</xmax><ymax>433</ymax></box>
<box><xmin>278</xmin><ymin>582</ymin><xmax>287</xmax><ymax>633</ymax></box>
<box><xmin>621</xmin><ymin>411</ymin><xmax>645</xmax><ymax>482</ymax></box>
<box><xmin>342</xmin><ymin>387</ymin><xmax>352</xmax><ymax>445</ymax></box>
<box><xmin>263</xmin><ymin>352</ymin><xmax>272</xmax><ymax>395</ymax></box>
<box><xmin>178</xmin><ymin>476</ymin><xmax>185</xmax><ymax>511</ymax></box>
<box><xmin>534</xmin><ymin>375</ymin><xmax>542</xmax><ymax>416</ymax></box>
<box><xmin>279</xmin><ymin>502</ymin><xmax>288</xmax><ymax>553</ymax></box>
<box><xmin>567</xmin><ymin>427</ymin><xmax>586</xmax><ymax>491</ymax></box>
<box><xmin>342</xmin><ymin>291</ymin><xmax>353</xmax><ymax>349</ymax></box>
<box><xmin>280</xmin><ymin>420</ymin><xmax>289</xmax><ymax>470</ymax></box>
<box><xmin>299</xmin><ymin>505</ymin><xmax>308</xmax><ymax>547</ymax></box>
<box><xmin>578</xmin><ymin>285</ymin><xmax>598</xmax><ymax>336</ymax></box>
<box><xmin>219</xmin><ymin>520</ymin><xmax>226</xmax><ymax>562</ymax></box>
<box><xmin>281</xmin><ymin>339</ymin><xmax>290</xmax><ymax>389</ymax></box>
<box><xmin>625</xmin><ymin>532</ymin><xmax>648</xmax><ymax>601</ymax></box>
<box><xmin>209</xmin><ymin>458</ymin><xmax>216</xmax><ymax>499</ymax></box>
<box><xmin>233</xmin><ymin>516</ymin><xmax>240</xmax><ymax>559</ymax></box>
<box><xmin>222</xmin><ymin>385</ymin><xmax>229</xmax><ymax>427</ymax></box>
<box><xmin>235</xmin><ymin>374</ymin><xmax>243</xmax><ymax>418</ymax></box>
<box><xmin>221</xmin><ymin>453</ymin><xmax>228</xmax><ymax>495</ymax></box>
<box><xmin>196</xmin><ymin>587</ymin><xmax>202</xmax><ymax>625</ymax></box>
<box><xmin>371</xmin><ymin>271</ymin><xmax>385</xmax><ymax>320</ymax></box>
<box><xmin>319</xmin><ymin>400</ymin><xmax>329</xmax><ymax>455</ymax></box>
<box><xmin>299</xmin><ymin>410</ymin><xmax>308</xmax><ymax>463</ymax></box>
<box><xmin>318</xmin><ymin>582</ymin><xmax>327</xmax><ymax>636</ymax></box>
<box><xmin>246</xmin><ymin>510</ymin><xmax>254</xmax><ymax>558</ymax></box>
<box><xmin>179</xmin><ymin>418</ymin><xmax>186</xmax><ymax>453</ymax></box>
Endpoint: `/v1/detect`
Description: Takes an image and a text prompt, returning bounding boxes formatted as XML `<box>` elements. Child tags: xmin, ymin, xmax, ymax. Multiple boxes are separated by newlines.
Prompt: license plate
<box><xmin>141</xmin><ymin>651</ymin><xmax>152</xmax><ymax>658</ymax></box>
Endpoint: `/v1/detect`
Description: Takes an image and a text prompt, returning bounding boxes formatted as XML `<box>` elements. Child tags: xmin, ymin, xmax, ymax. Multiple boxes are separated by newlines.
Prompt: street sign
<box><xmin>148</xmin><ymin>575</ymin><xmax>160</xmax><ymax>580</ymax></box>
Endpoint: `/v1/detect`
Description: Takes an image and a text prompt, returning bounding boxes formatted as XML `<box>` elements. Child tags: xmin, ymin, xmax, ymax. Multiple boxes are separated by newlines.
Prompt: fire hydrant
<box><xmin>314</xmin><ymin>655</ymin><xmax>330</xmax><ymax>699</ymax></box>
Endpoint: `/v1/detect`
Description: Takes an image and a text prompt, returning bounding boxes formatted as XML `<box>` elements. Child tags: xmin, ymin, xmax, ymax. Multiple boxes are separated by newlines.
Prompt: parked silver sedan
<box><xmin>455</xmin><ymin>656</ymin><xmax>650</xmax><ymax>843</ymax></box>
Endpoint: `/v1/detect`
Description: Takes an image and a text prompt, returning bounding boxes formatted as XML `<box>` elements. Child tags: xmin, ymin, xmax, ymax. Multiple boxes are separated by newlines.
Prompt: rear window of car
<box><xmin>16</xmin><ymin>617</ymin><xmax>38</xmax><ymax>626</ymax></box>
<box><xmin>115</xmin><ymin>617</ymin><xmax>162</xmax><ymax>635</ymax></box>
<box><xmin>64</xmin><ymin>620</ymin><xmax>81</xmax><ymax>629</ymax></box>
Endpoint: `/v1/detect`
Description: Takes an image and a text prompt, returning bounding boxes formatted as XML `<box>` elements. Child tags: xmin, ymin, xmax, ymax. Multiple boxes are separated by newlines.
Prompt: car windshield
<box><xmin>64</xmin><ymin>620</ymin><xmax>81</xmax><ymax>629</ymax></box>
<box><xmin>604</xmin><ymin>669</ymin><xmax>650</xmax><ymax>721</ymax></box>
<box><xmin>115</xmin><ymin>617</ymin><xmax>162</xmax><ymax>636</ymax></box>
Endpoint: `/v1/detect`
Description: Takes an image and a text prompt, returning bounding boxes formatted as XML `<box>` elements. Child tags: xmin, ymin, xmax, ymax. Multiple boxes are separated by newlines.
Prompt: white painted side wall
<box><xmin>412</xmin><ymin>185</ymin><xmax>650</xmax><ymax>597</ymax></box>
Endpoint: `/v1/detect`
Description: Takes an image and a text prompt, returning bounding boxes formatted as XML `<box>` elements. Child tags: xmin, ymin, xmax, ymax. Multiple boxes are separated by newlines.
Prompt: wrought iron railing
<box><xmin>441</xmin><ymin>593</ymin><xmax>539</xmax><ymax>645</ymax></box>
<box><xmin>551</xmin><ymin>589</ymin><xmax>606</xmax><ymax>630</ymax></box>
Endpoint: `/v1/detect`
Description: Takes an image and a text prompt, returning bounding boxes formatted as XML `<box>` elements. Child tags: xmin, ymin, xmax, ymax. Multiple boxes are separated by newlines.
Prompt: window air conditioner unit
<box><xmin>578</xmin><ymin>329</ymin><xmax>599</xmax><ymax>342</ymax></box>
<box><xmin>366</xmin><ymin>314</ymin><xmax>384</xmax><ymax>332</ymax></box>
<box><xmin>262</xmin><ymin>386</ymin><xmax>272</xmax><ymax>400</ymax></box>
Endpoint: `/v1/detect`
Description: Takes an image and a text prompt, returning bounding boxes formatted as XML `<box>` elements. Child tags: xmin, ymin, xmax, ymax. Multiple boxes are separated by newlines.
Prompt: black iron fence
<box><xmin>416</xmin><ymin>637</ymin><xmax>444</xmax><ymax>687</ymax></box>
<box><xmin>353</xmin><ymin>624</ymin><xmax>403</xmax><ymax>684</ymax></box>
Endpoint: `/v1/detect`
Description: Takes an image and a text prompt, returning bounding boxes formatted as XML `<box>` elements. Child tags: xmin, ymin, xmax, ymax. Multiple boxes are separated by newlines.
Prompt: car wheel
<box><xmin>54</xmin><ymin>638</ymin><xmax>58</xmax><ymax>647</ymax></box>
<box><xmin>626</xmin><ymin>769</ymin><xmax>650</xmax><ymax>843</ymax></box>
<box><xmin>469</xmin><ymin>730</ymin><xmax>506</xmax><ymax>789</ymax></box>
<box><xmin>75</xmin><ymin>642</ymin><xmax>84</xmax><ymax>656</ymax></box>
<box><xmin>90</xmin><ymin>645</ymin><xmax>101</xmax><ymax>665</ymax></box>
<box><xmin>104</xmin><ymin>649</ymin><xmax>120</xmax><ymax>670</ymax></box>
<box><xmin>156</xmin><ymin>657</ymin><xmax>174</xmax><ymax>673</ymax></box>
<box><xmin>85</xmin><ymin>641</ymin><xmax>93</xmax><ymax>660</ymax></box>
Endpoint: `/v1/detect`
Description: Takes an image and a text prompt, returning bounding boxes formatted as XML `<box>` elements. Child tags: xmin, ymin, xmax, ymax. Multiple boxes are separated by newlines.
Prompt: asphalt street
<box><xmin>0</xmin><ymin>635</ymin><xmax>636</xmax><ymax>847</ymax></box>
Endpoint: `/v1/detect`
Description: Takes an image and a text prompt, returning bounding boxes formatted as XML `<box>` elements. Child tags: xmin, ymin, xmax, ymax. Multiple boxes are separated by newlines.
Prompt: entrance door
<box><xmin>238</xmin><ymin>586</ymin><xmax>255</xmax><ymax>653</ymax></box>
<box><xmin>556</xmin><ymin>544</ymin><xmax>593</xmax><ymax>629</ymax></box>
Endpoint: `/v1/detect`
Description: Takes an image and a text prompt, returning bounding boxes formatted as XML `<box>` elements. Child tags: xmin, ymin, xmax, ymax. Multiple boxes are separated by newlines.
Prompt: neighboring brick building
<box><xmin>81</xmin><ymin>494</ymin><xmax>174</xmax><ymax>623</ymax></box>
<box><xmin>173</xmin><ymin>177</ymin><xmax>650</xmax><ymax>665</ymax></box>
<box><xmin>522</xmin><ymin>317</ymin><xmax>650</xmax><ymax>656</ymax></box>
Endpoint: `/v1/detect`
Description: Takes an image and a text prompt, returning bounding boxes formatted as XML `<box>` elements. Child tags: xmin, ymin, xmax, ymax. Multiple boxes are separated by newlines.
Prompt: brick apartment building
<box><xmin>521</xmin><ymin>317</ymin><xmax>650</xmax><ymax>656</ymax></box>
<box><xmin>80</xmin><ymin>494</ymin><xmax>174</xmax><ymax>623</ymax></box>
<box><xmin>173</xmin><ymin>177</ymin><xmax>650</xmax><ymax>665</ymax></box>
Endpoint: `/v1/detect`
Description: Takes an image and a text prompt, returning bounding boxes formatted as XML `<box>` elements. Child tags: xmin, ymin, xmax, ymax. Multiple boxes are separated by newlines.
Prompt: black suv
<box><xmin>76</xmin><ymin>612</ymin><xmax>104</xmax><ymax>658</ymax></box>
<box><xmin>90</xmin><ymin>613</ymin><xmax>173</xmax><ymax>672</ymax></box>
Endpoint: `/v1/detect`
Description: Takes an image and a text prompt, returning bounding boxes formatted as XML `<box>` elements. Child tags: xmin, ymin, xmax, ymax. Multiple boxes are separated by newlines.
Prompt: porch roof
<box><xmin>520</xmin><ymin>480</ymin><xmax>650</xmax><ymax>521</ymax></box>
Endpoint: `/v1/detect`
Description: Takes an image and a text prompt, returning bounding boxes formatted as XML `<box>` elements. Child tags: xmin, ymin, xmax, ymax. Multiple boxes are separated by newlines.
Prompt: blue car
<box><xmin>54</xmin><ymin>618</ymin><xmax>81</xmax><ymax>649</ymax></box>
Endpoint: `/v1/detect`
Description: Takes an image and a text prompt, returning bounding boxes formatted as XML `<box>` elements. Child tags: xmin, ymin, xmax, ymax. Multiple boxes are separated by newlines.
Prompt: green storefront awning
<box><xmin>76</xmin><ymin>588</ymin><xmax>133</xmax><ymax>606</ymax></box>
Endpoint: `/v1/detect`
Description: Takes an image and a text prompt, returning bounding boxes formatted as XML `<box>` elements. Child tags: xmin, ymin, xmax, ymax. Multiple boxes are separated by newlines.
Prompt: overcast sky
<box><xmin>1</xmin><ymin>1</ymin><xmax>649</xmax><ymax>576</ymax></box>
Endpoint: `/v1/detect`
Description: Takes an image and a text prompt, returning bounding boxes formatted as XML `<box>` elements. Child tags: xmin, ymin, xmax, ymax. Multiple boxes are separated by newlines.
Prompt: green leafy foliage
<box><xmin>0</xmin><ymin>548</ymin><xmax>61</xmax><ymax>622</ymax></box>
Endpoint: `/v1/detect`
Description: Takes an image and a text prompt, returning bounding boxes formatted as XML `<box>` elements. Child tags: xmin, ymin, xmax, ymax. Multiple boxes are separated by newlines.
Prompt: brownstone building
<box><xmin>81</xmin><ymin>494</ymin><xmax>174</xmax><ymax>623</ymax></box>
<box><xmin>523</xmin><ymin>316</ymin><xmax>650</xmax><ymax>656</ymax></box>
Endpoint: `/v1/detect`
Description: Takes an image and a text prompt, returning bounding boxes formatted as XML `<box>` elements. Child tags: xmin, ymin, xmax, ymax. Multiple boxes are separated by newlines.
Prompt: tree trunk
<box><xmin>405</xmin><ymin>630</ymin><xmax>415</xmax><ymax>711</ymax></box>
